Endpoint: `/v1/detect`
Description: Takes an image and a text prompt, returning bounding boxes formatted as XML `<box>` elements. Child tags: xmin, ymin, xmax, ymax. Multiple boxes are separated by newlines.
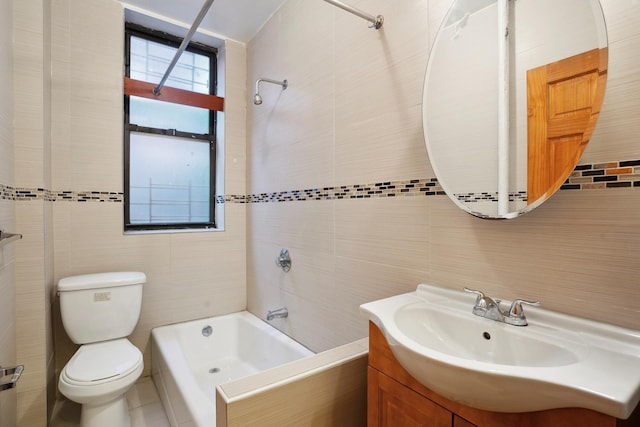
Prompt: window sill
<box><xmin>124</xmin><ymin>227</ymin><xmax>224</xmax><ymax>235</ymax></box>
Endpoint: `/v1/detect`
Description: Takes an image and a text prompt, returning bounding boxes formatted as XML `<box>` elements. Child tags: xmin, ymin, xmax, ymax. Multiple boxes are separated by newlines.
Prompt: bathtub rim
<box><xmin>150</xmin><ymin>310</ymin><xmax>313</xmax><ymax>355</ymax></box>
<box><xmin>151</xmin><ymin>310</ymin><xmax>318</xmax><ymax>426</ymax></box>
<box><xmin>215</xmin><ymin>337</ymin><xmax>368</xmax><ymax>403</ymax></box>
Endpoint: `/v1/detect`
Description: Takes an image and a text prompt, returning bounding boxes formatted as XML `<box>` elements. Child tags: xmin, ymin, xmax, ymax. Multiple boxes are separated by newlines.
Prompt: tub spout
<box><xmin>267</xmin><ymin>307</ymin><xmax>288</xmax><ymax>321</ymax></box>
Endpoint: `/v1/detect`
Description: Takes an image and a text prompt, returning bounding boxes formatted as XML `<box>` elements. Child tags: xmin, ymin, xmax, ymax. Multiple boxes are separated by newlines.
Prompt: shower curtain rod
<box><xmin>153</xmin><ymin>0</ymin><xmax>215</xmax><ymax>96</ymax></box>
<box><xmin>323</xmin><ymin>0</ymin><xmax>383</xmax><ymax>29</ymax></box>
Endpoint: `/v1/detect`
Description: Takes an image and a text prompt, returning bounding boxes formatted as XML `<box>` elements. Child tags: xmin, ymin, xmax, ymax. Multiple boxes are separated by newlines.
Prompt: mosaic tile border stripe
<box><xmin>0</xmin><ymin>185</ymin><xmax>124</xmax><ymax>202</ymax></box>
<box><xmin>1</xmin><ymin>159</ymin><xmax>638</xmax><ymax>204</ymax></box>
<box><xmin>0</xmin><ymin>184</ymin><xmax>13</xmax><ymax>200</ymax></box>
<box><xmin>455</xmin><ymin>191</ymin><xmax>528</xmax><ymax>204</ymax></box>
<box><xmin>52</xmin><ymin>190</ymin><xmax>124</xmax><ymax>202</ymax></box>
<box><xmin>562</xmin><ymin>159</ymin><xmax>640</xmax><ymax>190</ymax></box>
<box><xmin>246</xmin><ymin>179</ymin><xmax>445</xmax><ymax>203</ymax></box>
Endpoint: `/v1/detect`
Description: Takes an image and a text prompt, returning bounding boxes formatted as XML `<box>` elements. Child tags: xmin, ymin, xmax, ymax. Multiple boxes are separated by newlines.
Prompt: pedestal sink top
<box><xmin>360</xmin><ymin>284</ymin><xmax>640</xmax><ymax>419</ymax></box>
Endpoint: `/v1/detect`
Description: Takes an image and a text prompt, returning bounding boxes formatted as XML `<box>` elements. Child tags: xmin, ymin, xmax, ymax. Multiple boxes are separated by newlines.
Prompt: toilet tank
<box><xmin>58</xmin><ymin>272</ymin><xmax>145</xmax><ymax>344</ymax></box>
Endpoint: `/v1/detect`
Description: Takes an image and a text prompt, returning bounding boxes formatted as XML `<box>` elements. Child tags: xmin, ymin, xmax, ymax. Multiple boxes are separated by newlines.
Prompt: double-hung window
<box><xmin>124</xmin><ymin>24</ymin><xmax>218</xmax><ymax>231</ymax></box>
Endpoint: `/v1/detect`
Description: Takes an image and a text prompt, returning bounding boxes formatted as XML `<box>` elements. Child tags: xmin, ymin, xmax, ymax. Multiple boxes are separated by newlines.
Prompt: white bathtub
<box><xmin>151</xmin><ymin>311</ymin><xmax>314</xmax><ymax>427</ymax></box>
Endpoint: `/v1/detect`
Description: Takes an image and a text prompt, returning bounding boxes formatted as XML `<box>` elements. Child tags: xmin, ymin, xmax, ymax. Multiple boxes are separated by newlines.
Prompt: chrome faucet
<box><xmin>464</xmin><ymin>288</ymin><xmax>539</xmax><ymax>326</ymax></box>
<box><xmin>266</xmin><ymin>307</ymin><xmax>288</xmax><ymax>321</ymax></box>
<box><xmin>275</xmin><ymin>249</ymin><xmax>291</xmax><ymax>272</ymax></box>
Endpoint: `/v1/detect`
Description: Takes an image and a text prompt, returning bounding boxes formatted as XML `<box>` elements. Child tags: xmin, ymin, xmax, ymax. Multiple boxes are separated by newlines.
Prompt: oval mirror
<box><xmin>423</xmin><ymin>0</ymin><xmax>608</xmax><ymax>219</ymax></box>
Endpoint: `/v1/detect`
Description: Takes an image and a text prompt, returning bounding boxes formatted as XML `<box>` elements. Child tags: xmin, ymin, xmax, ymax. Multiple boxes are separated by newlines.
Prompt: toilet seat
<box><xmin>63</xmin><ymin>339</ymin><xmax>142</xmax><ymax>386</ymax></box>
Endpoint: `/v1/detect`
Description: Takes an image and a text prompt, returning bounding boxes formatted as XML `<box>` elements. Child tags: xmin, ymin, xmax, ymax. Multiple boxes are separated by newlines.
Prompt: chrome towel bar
<box><xmin>0</xmin><ymin>365</ymin><xmax>24</xmax><ymax>392</ymax></box>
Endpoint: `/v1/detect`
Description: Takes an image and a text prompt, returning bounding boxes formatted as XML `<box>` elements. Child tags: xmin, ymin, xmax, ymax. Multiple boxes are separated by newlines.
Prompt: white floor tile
<box><xmin>50</xmin><ymin>377</ymin><xmax>170</xmax><ymax>427</ymax></box>
<box><xmin>131</xmin><ymin>401</ymin><xmax>171</xmax><ymax>427</ymax></box>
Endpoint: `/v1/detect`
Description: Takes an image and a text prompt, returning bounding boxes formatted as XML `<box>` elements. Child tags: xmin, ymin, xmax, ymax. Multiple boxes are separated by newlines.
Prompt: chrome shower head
<box><xmin>253</xmin><ymin>78</ymin><xmax>287</xmax><ymax>106</ymax></box>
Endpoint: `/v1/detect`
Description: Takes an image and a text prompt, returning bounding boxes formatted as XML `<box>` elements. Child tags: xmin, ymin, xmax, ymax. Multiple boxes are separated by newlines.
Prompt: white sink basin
<box><xmin>395</xmin><ymin>304</ymin><xmax>586</xmax><ymax>367</ymax></box>
<box><xmin>360</xmin><ymin>284</ymin><xmax>640</xmax><ymax>419</ymax></box>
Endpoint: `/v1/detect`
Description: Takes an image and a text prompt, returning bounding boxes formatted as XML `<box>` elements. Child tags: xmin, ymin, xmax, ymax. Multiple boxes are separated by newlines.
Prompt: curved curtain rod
<box><xmin>323</xmin><ymin>0</ymin><xmax>383</xmax><ymax>29</ymax></box>
<box><xmin>153</xmin><ymin>0</ymin><xmax>215</xmax><ymax>96</ymax></box>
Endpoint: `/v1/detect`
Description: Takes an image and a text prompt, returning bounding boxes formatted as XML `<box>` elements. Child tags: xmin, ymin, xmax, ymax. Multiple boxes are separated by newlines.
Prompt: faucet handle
<box><xmin>463</xmin><ymin>287</ymin><xmax>485</xmax><ymax>300</ymax></box>
<box><xmin>464</xmin><ymin>288</ymin><xmax>498</xmax><ymax>306</ymax></box>
<box><xmin>508</xmin><ymin>299</ymin><xmax>540</xmax><ymax>315</ymax></box>
<box><xmin>505</xmin><ymin>299</ymin><xmax>540</xmax><ymax>326</ymax></box>
<box><xmin>464</xmin><ymin>288</ymin><xmax>505</xmax><ymax>321</ymax></box>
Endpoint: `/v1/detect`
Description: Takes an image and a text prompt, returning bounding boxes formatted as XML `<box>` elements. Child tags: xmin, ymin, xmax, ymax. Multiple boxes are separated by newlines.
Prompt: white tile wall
<box><xmin>49</xmin><ymin>0</ymin><xmax>248</xmax><ymax>382</ymax></box>
<box><xmin>247</xmin><ymin>0</ymin><xmax>640</xmax><ymax>356</ymax></box>
<box><xmin>12</xmin><ymin>0</ymin><xmax>53</xmax><ymax>424</ymax></box>
<box><xmin>221</xmin><ymin>40</ymin><xmax>248</xmax><ymax>197</ymax></box>
<box><xmin>0</xmin><ymin>202</ymin><xmax>17</xmax><ymax>427</ymax></box>
<box><xmin>0</xmin><ymin>0</ymin><xmax>15</xmax><ymax>424</ymax></box>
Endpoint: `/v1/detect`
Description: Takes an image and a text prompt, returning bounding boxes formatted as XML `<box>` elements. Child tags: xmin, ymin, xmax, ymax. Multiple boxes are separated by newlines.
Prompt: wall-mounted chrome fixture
<box><xmin>0</xmin><ymin>364</ymin><xmax>24</xmax><ymax>392</ymax></box>
<box><xmin>266</xmin><ymin>307</ymin><xmax>288</xmax><ymax>321</ymax></box>
<box><xmin>153</xmin><ymin>0</ymin><xmax>215</xmax><ymax>96</ymax></box>
<box><xmin>253</xmin><ymin>78</ymin><xmax>288</xmax><ymax>105</ymax></box>
<box><xmin>275</xmin><ymin>249</ymin><xmax>292</xmax><ymax>272</ymax></box>
<box><xmin>0</xmin><ymin>229</ymin><xmax>22</xmax><ymax>248</ymax></box>
<box><xmin>323</xmin><ymin>0</ymin><xmax>383</xmax><ymax>30</ymax></box>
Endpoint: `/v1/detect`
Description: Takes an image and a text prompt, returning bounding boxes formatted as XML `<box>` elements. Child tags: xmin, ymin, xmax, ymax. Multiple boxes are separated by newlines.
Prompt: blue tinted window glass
<box><xmin>129</xmin><ymin>96</ymin><xmax>209</xmax><ymax>134</ymax></box>
<box><xmin>129</xmin><ymin>132</ymin><xmax>210</xmax><ymax>225</ymax></box>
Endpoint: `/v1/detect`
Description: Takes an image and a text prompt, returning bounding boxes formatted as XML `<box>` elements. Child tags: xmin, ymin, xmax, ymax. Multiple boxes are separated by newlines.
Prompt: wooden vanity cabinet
<box><xmin>368</xmin><ymin>366</ymin><xmax>472</xmax><ymax>427</ymax></box>
<box><xmin>367</xmin><ymin>322</ymin><xmax>640</xmax><ymax>427</ymax></box>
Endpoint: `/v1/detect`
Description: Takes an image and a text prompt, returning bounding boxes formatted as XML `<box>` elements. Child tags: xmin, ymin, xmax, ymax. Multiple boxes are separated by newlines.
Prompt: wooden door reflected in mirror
<box><xmin>527</xmin><ymin>48</ymin><xmax>608</xmax><ymax>204</ymax></box>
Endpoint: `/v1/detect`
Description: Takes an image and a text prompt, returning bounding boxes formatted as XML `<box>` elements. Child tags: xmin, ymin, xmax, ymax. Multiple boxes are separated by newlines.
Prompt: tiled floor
<box><xmin>50</xmin><ymin>376</ymin><xmax>171</xmax><ymax>427</ymax></box>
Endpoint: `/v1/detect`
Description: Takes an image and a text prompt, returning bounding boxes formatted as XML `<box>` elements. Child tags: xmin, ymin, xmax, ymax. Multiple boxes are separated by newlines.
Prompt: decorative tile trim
<box><xmin>0</xmin><ymin>184</ymin><xmax>15</xmax><ymax>200</ymax></box>
<box><xmin>455</xmin><ymin>191</ymin><xmax>528</xmax><ymax>204</ymax></box>
<box><xmin>1</xmin><ymin>159</ymin><xmax>638</xmax><ymax>204</ymax></box>
<box><xmin>52</xmin><ymin>191</ymin><xmax>123</xmax><ymax>202</ymax></box>
<box><xmin>216</xmin><ymin>195</ymin><xmax>246</xmax><ymax>204</ymax></box>
<box><xmin>0</xmin><ymin>186</ymin><xmax>124</xmax><ymax>202</ymax></box>
<box><xmin>15</xmin><ymin>187</ymin><xmax>55</xmax><ymax>201</ymax></box>
<box><xmin>0</xmin><ymin>186</ymin><xmax>54</xmax><ymax>201</ymax></box>
<box><xmin>449</xmin><ymin>158</ymin><xmax>640</xmax><ymax>203</ymax></box>
<box><xmin>563</xmin><ymin>159</ymin><xmax>640</xmax><ymax>190</ymax></box>
<box><xmin>245</xmin><ymin>179</ymin><xmax>445</xmax><ymax>203</ymax></box>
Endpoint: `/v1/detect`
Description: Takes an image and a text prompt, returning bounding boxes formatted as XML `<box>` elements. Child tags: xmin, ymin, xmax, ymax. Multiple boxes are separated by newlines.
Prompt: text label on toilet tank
<box><xmin>94</xmin><ymin>292</ymin><xmax>111</xmax><ymax>302</ymax></box>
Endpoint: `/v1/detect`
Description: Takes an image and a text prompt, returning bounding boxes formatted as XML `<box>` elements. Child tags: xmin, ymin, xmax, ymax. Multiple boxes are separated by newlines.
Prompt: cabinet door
<box><xmin>453</xmin><ymin>415</ymin><xmax>477</xmax><ymax>427</ymax></box>
<box><xmin>369</xmin><ymin>368</ymin><xmax>451</xmax><ymax>427</ymax></box>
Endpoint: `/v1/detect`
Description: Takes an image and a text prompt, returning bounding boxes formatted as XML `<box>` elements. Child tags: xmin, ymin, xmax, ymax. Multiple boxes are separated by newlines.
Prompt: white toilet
<box><xmin>57</xmin><ymin>272</ymin><xmax>146</xmax><ymax>427</ymax></box>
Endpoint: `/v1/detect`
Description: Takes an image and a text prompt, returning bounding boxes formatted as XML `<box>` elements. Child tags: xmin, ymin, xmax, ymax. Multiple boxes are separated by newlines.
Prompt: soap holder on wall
<box><xmin>0</xmin><ymin>230</ymin><xmax>22</xmax><ymax>248</ymax></box>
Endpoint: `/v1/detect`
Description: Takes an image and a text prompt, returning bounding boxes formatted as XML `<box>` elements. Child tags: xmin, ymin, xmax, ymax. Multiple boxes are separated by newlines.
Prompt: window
<box><xmin>124</xmin><ymin>24</ymin><xmax>218</xmax><ymax>231</ymax></box>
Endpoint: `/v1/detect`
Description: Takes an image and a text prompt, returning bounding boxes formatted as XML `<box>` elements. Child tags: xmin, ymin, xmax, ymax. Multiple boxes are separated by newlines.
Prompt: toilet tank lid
<box><xmin>58</xmin><ymin>272</ymin><xmax>146</xmax><ymax>292</ymax></box>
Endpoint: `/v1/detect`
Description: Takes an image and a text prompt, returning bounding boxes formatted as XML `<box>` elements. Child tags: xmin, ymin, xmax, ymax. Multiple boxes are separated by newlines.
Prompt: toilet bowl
<box><xmin>59</xmin><ymin>340</ymin><xmax>143</xmax><ymax>426</ymax></box>
<box><xmin>57</xmin><ymin>272</ymin><xmax>146</xmax><ymax>427</ymax></box>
